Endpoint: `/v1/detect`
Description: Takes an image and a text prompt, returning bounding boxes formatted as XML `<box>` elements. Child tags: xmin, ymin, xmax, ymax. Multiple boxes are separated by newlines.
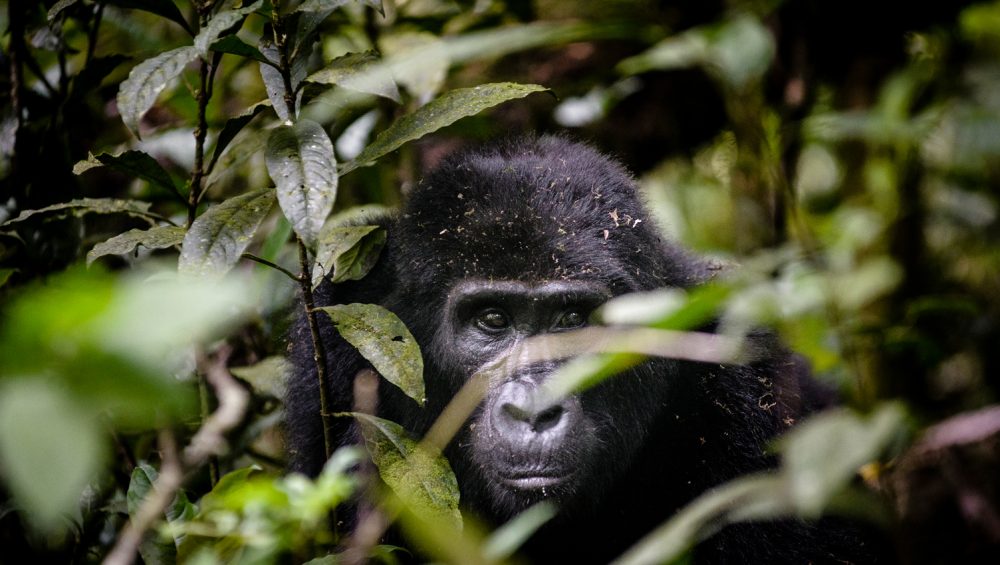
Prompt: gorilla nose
<box><xmin>492</xmin><ymin>381</ymin><xmax>574</xmax><ymax>441</ymax></box>
<box><xmin>502</xmin><ymin>402</ymin><xmax>565</xmax><ymax>433</ymax></box>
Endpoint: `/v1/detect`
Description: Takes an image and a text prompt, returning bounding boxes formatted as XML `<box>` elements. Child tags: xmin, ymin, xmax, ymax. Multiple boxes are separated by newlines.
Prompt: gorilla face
<box><xmin>442</xmin><ymin>280</ymin><xmax>605</xmax><ymax>496</ymax></box>
<box><xmin>429</xmin><ymin>278</ymin><xmax>674</xmax><ymax>518</ymax></box>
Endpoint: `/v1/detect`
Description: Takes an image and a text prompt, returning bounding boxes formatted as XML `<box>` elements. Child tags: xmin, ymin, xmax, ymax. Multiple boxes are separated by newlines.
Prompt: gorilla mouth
<box><xmin>497</xmin><ymin>470</ymin><xmax>572</xmax><ymax>491</ymax></box>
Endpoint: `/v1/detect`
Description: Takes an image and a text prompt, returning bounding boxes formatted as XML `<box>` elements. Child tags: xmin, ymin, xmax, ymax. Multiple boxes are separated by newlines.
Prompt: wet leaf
<box><xmin>266</xmin><ymin>120</ymin><xmax>337</xmax><ymax>246</ymax></box>
<box><xmin>87</xmin><ymin>225</ymin><xmax>186</xmax><ymax>265</ymax></box>
<box><xmin>178</xmin><ymin>189</ymin><xmax>276</xmax><ymax>279</ymax></box>
<box><xmin>0</xmin><ymin>197</ymin><xmax>162</xmax><ymax>227</ymax></box>
<box><xmin>74</xmin><ymin>150</ymin><xmax>178</xmax><ymax>195</ymax></box>
<box><xmin>318</xmin><ymin>304</ymin><xmax>424</xmax><ymax>406</ymax></box>
<box><xmin>306</xmin><ymin>52</ymin><xmax>400</xmax><ymax>103</ymax></box>
<box><xmin>210</xmin><ymin>35</ymin><xmax>271</xmax><ymax>66</ymax></box>
<box><xmin>342</xmin><ymin>82</ymin><xmax>548</xmax><ymax>174</ymax></box>
<box><xmin>350</xmin><ymin>412</ymin><xmax>461</xmax><ymax>528</ymax></box>
<box><xmin>192</xmin><ymin>1</ymin><xmax>262</xmax><ymax>55</ymax></box>
<box><xmin>117</xmin><ymin>46</ymin><xmax>199</xmax><ymax>139</ymax></box>
<box><xmin>312</xmin><ymin>224</ymin><xmax>386</xmax><ymax>287</ymax></box>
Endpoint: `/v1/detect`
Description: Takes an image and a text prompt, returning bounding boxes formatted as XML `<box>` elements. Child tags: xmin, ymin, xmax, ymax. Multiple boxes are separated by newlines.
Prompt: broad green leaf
<box><xmin>208</xmin><ymin>102</ymin><xmax>270</xmax><ymax>172</ymax></box>
<box><xmin>0</xmin><ymin>268</ymin><xmax>15</xmax><ymax>288</ymax></box>
<box><xmin>74</xmin><ymin>150</ymin><xmax>178</xmax><ymax>195</ymax></box>
<box><xmin>0</xmin><ymin>197</ymin><xmax>163</xmax><ymax>227</ymax></box>
<box><xmin>265</xmin><ymin>121</ymin><xmax>337</xmax><ymax>246</ymax></box>
<box><xmin>192</xmin><ymin>0</ymin><xmax>262</xmax><ymax>55</ymax></box>
<box><xmin>312</xmin><ymin>225</ymin><xmax>386</xmax><ymax>287</ymax></box>
<box><xmin>779</xmin><ymin>404</ymin><xmax>907</xmax><ymax>517</ymax></box>
<box><xmin>230</xmin><ymin>356</ymin><xmax>291</xmax><ymax>399</ymax></box>
<box><xmin>380</xmin><ymin>32</ymin><xmax>448</xmax><ymax>100</ymax></box>
<box><xmin>259</xmin><ymin>42</ymin><xmax>307</xmax><ymax>121</ymax></box>
<box><xmin>210</xmin><ymin>35</ymin><xmax>272</xmax><ymax>66</ymax></box>
<box><xmin>117</xmin><ymin>46</ymin><xmax>199</xmax><ymax>139</ymax></box>
<box><xmin>105</xmin><ymin>0</ymin><xmax>194</xmax><ymax>35</ymax></box>
<box><xmin>306</xmin><ymin>52</ymin><xmax>401</xmax><ymax>103</ymax></box>
<box><xmin>178</xmin><ymin>189</ymin><xmax>276</xmax><ymax>279</ymax></box>
<box><xmin>87</xmin><ymin>225</ymin><xmax>187</xmax><ymax>265</ymax></box>
<box><xmin>127</xmin><ymin>463</ymin><xmax>197</xmax><ymax>565</ymax></box>
<box><xmin>618</xmin><ymin>16</ymin><xmax>774</xmax><ymax>89</ymax></box>
<box><xmin>350</xmin><ymin>412</ymin><xmax>460</xmax><ymax>528</ymax></box>
<box><xmin>0</xmin><ymin>380</ymin><xmax>104</xmax><ymax>533</ymax></box>
<box><xmin>318</xmin><ymin>304</ymin><xmax>424</xmax><ymax>405</ymax></box>
<box><xmin>342</xmin><ymin>83</ymin><xmax>549</xmax><ymax>174</ymax></box>
<box><xmin>545</xmin><ymin>353</ymin><xmax>644</xmax><ymax>399</ymax></box>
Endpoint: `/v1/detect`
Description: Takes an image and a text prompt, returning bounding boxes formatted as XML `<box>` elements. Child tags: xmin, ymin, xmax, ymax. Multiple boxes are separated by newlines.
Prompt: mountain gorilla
<box><xmin>286</xmin><ymin>136</ymin><xmax>874</xmax><ymax>563</ymax></box>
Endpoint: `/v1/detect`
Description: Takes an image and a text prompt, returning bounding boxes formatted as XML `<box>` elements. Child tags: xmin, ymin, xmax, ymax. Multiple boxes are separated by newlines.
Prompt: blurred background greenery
<box><xmin>1</xmin><ymin>0</ymin><xmax>999</xmax><ymax>563</ymax></box>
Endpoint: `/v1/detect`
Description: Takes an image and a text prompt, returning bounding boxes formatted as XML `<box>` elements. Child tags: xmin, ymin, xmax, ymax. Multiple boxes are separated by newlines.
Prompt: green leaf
<box><xmin>87</xmin><ymin>225</ymin><xmax>187</xmax><ymax>265</ymax></box>
<box><xmin>259</xmin><ymin>42</ymin><xmax>307</xmax><ymax>121</ymax></box>
<box><xmin>210</xmin><ymin>35</ymin><xmax>271</xmax><ymax>66</ymax></box>
<box><xmin>127</xmin><ymin>463</ymin><xmax>197</xmax><ymax>565</ymax></box>
<box><xmin>483</xmin><ymin>502</ymin><xmax>557</xmax><ymax>561</ymax></box>
<box><xmin>74</xmin><ymin>150</ymin><xmax>179</xmax><ymax>195</ymax></box>
<box><xmin>105</xmin><ymin>0</ymin><xmax>194</xmax><ymax>35</ymax></box>
<box><xmin>0</xmin><ymin>380</ymin><xmax>105</xmax><ymax>534</ymax></box>
<box><xmin>178</xmin><ymin>189</ymin><xmax>276</xmax><ymax>279</ymax></box>
<box><xmin>208</xmin><ymin>101</ymin><xmax>270</xmax><ymax>172</ymax></box>
<box><xmin>342</xmin><ymin>82</ymin><xmax>549</xmax><ymax>174</ymax></box>
<box><xmin>230</xmin><ymin>356</ymin><xmax>291</xmax><ymax>399</ymax></box>
<box><xmin>779</xmin><ymin>404</ymin><xmax>907</xmax><ymax>517</ymax></box>
<box><xmin>379</xmin><ymin>32</ymin><xmax>448</xmax><ymax>100</ymax></box>
<box><xmin>350</xmin><ymin>412</ymin><xmax>461</xmax><ymax>528</ymax></box>
<box><xmin>192</xmin><ymin>0</ymin><xmax>262</xmax><ymax>55</ymax></box>
<box><xmin>312</xmin><ymin>225</ymin><xmax>386</xmax><ymax>287</ymax></box>
<box><xmin>306</xmin><ymin>52</ymin><xmax>400</xmax><ymax>103</ymax></box>
<box><xmin>318</xmin><ymin>304</ymin><xmax>424</xmax><ymax>406</ymax></box>
<box><xmin>618</xmin><ymin>16</ymin><xmax>774</xmax><ymax>89</ymax></box>
<box><xmin>0</xmin><ymin>197</ymin><xmax>163</xmax><ymax>227</ymax></box>
<box><xmin>117</xmin><ymin>46</ymin><xmax>199</xmax><ymax>139</ymax></box>
<box><xmin>265</xmin><ymin>120</ymin><xmax>338</xmax><ymax>246</ymax></box>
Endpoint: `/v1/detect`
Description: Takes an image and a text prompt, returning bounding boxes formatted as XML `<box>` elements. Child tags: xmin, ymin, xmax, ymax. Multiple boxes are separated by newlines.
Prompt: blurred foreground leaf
<box><xmin>0</xmin><ymin>380</ymin><xmax>104</xmax><ymax>533</ymax></box>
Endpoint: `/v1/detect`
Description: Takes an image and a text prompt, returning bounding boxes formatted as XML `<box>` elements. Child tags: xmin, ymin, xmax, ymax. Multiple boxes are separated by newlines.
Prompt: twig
<box><xmin>242</xmin><ymin>252</ymin><xmax>298</xmax><ymax>281</ymax></box>
<box><xmin>297</xmin><ymin>238</ymin><xmax>335</xmax><ymax>458</ymax></box>
<box><xmin>102</xmin><ymin>430</ymin><xmax>182</xmax><ymax>565</ymax></box>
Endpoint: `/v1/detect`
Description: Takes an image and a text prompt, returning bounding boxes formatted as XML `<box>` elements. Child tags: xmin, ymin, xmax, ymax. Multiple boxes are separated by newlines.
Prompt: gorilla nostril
<box><xmin>531</xmin><ymin>405</ymin><xmax>564</xmax><ymax>432</ymax></box>
<box><xmin>502</xmin><ymin>402</ymin><xmax>532</xmax><ymax>423</ymax></box>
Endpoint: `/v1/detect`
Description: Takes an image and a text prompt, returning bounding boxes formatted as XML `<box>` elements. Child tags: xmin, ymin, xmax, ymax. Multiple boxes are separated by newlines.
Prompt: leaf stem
<box><xmin>241</xmin><ymin>252</ymin><xmax>298</xmax><ymax>281</ymax></box>
<box><xmin>297</xmin><ymin>238</ymin><xmax>335</xmax><ymax>459</ymax></box>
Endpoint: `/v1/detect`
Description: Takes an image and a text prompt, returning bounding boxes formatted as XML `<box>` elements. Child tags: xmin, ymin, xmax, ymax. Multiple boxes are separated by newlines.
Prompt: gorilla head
<box><xmin>286</xmin><ymin>136</ymin><xmax>864</xmax><ymax>563</ymax></box>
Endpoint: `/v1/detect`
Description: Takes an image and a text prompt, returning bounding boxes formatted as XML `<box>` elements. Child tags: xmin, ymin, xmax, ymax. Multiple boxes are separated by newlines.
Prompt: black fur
<box><xmin>286</xmin><ymin>136</ymin><xmax>876</xmax><ymax>564</ymax></box>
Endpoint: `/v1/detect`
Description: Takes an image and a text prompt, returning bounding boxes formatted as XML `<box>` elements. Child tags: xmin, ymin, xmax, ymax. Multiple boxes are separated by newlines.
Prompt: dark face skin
<box><xmin>436</xmin><ymin>279</ymin><xmax>615</xmax><ymax>502</ymax></box>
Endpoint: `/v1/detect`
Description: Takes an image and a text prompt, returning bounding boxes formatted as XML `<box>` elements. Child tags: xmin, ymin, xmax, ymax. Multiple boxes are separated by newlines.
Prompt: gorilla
<box><xmin>285</xmin><ymin>136</ymin><xmax>876</xmax><ymax>564</ymax></box>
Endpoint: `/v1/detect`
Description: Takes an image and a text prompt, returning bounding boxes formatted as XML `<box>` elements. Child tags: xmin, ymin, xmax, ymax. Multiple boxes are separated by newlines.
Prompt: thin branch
<box><xmin>241</xmin><ymin>252</ymin><xmax>298</xmax><ymax>281</ymax></box>
<box><xmin>102</xmin><ymin>429</ymin><xmax>182</xmax><ymax>565</ymax></box>
<box><xmin>297</xmin><ymin>238</ymin><xmax>335</xmax><ymax>458</ymax></box>
<box><xmin>102</xmin><ymin>347</ymin><xmax>250</xmax><ymax>565</ymax></box>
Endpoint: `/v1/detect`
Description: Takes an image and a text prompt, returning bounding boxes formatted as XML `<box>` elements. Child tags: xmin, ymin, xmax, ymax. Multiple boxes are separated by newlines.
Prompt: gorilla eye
<box><xmin>476</xmin><ymin>309</ymin><xmax>511</xmax><ymax>331</ymax></box>
<box><xmin>556</xmin><ymin>310</ymin><xmax>587</xmax><ymax>329</ymax></box>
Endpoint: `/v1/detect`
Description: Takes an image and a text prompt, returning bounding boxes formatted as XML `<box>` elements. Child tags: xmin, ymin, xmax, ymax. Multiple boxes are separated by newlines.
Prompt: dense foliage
<box><xmin>1</xmin><ymin>0</ymin><xmax>998</xmax><ymax>563</ymax></box>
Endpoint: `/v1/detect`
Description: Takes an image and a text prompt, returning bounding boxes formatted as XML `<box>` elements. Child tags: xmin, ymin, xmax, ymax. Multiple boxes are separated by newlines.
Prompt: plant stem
<box><xmin>297</xmin><ymin>238</ymin><xmax>335</xmax><ymax>459</ymax></box>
